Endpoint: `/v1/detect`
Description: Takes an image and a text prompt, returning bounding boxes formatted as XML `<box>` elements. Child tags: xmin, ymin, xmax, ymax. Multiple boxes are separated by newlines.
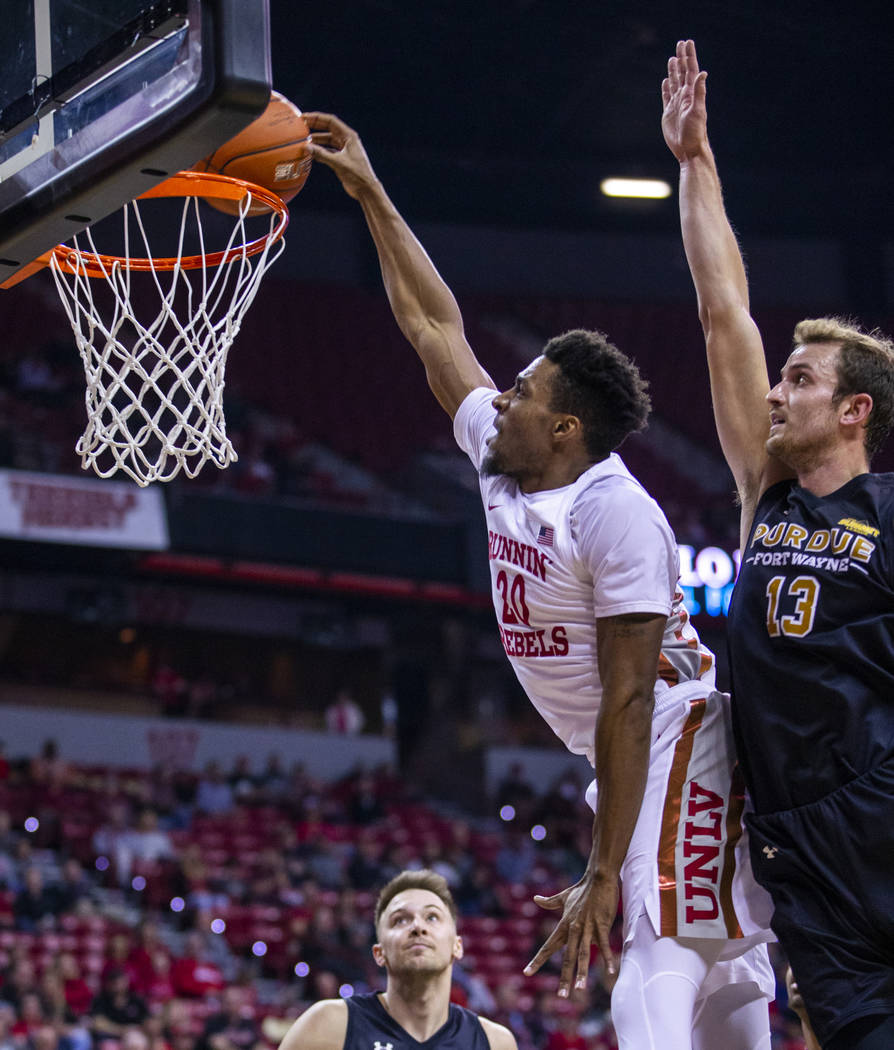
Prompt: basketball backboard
<box><xmin>0</xmin><ymin>0</ymin><xmax>271</xmax><ymax>286</ymax></box>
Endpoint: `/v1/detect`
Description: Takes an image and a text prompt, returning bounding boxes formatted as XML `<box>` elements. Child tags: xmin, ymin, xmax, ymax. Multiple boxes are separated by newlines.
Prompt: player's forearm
<box><xmin>678</xmin><ymin>149</ymin><xmax>751</xmax><ymax>326</ymax></box>
<box><xmin>351</xmin><ymin>179</ymin><xmax>493</xmax><ymax>412</ymax></box>
<box><xmin>589</xmin><ymin>615</ymin><xmax>662</xmax><ymax>877</ymax></box>
<box><xmin>354</xmin><ymin>180</ymin><xmax>465</xmax><ymax>346</ymax></box>
<box><xmin>589</xmin><ymin>688</ymin><xmax>652</xmax><ymax>877</ymax></box>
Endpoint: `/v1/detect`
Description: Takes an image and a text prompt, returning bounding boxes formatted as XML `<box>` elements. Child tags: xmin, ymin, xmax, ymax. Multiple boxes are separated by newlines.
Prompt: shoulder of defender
<box><xmin>277</xmin><ymin>998</ymin><xmax>348</xmax><ymax>1050</ymax></box>
<box><xmin>738</xmin><ymin>462</ymin><xmax>800</xmax><ymax>546</ymax></box>
<box><xmin>478</xmin><ymin>1015</ymin><xmax>518</xmax><ymax>1050</ymax></box>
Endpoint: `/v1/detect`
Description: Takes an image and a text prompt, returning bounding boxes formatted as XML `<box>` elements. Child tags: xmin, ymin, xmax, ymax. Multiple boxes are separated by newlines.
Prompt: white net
<box><xmin>48</xmin><ymin>183</ymin><xmax>286</xmax><ymax>486</ymax></box>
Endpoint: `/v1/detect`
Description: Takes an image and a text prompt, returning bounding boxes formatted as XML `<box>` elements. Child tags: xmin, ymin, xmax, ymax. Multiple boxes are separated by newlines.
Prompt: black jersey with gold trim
<box><xmin>727</xmin><ymin>473</ymin><xmax>894</xmax><ymax>813</ymax></box>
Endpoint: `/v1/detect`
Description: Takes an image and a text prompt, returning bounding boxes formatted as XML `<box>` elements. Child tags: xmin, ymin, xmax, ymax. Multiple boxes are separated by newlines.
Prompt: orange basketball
<box><xmin>193</xmin><ymin>90</ymin><xmax>312</xmax><ymax>215</ymax></box>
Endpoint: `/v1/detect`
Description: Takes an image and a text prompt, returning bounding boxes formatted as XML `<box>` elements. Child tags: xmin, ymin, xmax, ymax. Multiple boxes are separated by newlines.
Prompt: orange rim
<box><xmin>49</xmin><ymin>171</ymin><xmax>290</xmax><ymax>278</ymax></box>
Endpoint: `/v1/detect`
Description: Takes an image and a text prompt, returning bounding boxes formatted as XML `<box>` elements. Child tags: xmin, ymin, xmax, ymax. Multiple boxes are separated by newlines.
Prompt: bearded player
<box><xmin>278</xmin><ymin>870</ymin><xmax>516</xmax><ymax>1050</ymax></box>
<box><xmin>305</xmin><ymin>111</ymin><xmax>774</xmax><ymax>1049</ymax></box>
<box><xmin>663</xmin><ymin>38</ymin><xmax>894</xmax><ymax>1050</ymax></box>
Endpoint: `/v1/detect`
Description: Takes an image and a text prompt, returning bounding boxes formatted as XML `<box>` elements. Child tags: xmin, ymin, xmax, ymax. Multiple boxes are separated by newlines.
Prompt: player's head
<box><xmin>543</xmin><ymin>329</ymin><xmax>651</xmax><ymax>460</ymax></box>
<box><xmin>373</xmin><ymin>869</ymin><xmax>461</xmax><ymax>977</ymax></box>
<box><xmin>791</xmin><ymin>318</ymin><xmax>894</xmax><ymax>458</ymax></box>
<box><xmin>374</xmin><ymin>869</ymin><xmax>458</xmax><ymax>931</ymax></box>
<box><xmin>482</xmin><ymin>329</ymin><xmax>650</xmax><ymax>483</ymax></box>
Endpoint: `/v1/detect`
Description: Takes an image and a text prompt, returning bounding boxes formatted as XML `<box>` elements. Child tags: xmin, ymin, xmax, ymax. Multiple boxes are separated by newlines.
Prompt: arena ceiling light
<box><xmin>600</xmin><ymin>177</ymin><xmax>672</xmax><ymax>199</ymax></box>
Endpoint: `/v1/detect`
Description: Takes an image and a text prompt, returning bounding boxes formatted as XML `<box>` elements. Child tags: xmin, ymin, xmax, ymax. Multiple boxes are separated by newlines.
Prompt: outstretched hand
<box><xmin>661</xmin><ymin>39</ymin><xmax>708</xmax><ymax>162</ymax></box>
<box><xmin>523</xmin><ymin>869</ymin><xmax>619</xmax><ymax>998</ymax></box>
<box><xmin>303</xmin><ymin>112</ymin><xmax>379</xmax><ymax>199</ymax></box>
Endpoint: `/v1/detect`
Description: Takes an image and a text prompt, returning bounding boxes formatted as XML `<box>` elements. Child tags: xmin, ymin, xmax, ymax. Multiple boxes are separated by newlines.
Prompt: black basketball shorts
<box><xmin>745</xmin><ymin>755</ymin><xmax>894</xmax><ymax>1049</ymax></box>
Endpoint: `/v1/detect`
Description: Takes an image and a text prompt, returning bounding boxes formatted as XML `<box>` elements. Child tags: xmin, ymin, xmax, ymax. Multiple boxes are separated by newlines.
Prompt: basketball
<box><xmin>193</xmin><ymin>90</ymin><xmax>312</xmax><ymax>216</ymax></box>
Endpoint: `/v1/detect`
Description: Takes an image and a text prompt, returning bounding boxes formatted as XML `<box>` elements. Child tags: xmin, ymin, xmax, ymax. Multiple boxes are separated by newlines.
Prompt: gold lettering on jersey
<box><xmin>851</xmin><ymin>536</ymin><xmax>875</xmax><ymax>563</ymax></box>
<box><xmin>831</xmin><ymin>530</ymin><xmax>852</xmax><ymax>554</ymax></box>
<box><xmin>750</xmin><ymin>523</ymin><xmax>876</xmax><ymax>566</ymax></box>
<box><xmin>488</xmin><ymin>529</ymin><xmax>550</xmax><ymax>580</ymax></box>
<box><xmin>805</xmin><ymin>530</ymin><xmax>830</xmax><ymax>552</ymax></box>
<box><xmin>757</xmin><ymin>522</ymin><xmax>786</xmax><ymax>547</ymax></box>
<box><xmin>782</xmin><ymin>524</ymin><xmax>808</xmax><ymax>548</ymax></box>
<box><xmin>838</xmin><ymin>517</ymin><xmax>880</xmax><ymax>538</ymax></box>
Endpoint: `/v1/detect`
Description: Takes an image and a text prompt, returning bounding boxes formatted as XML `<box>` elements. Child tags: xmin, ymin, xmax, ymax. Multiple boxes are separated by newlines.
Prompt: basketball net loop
<box><xmin>48</xmin><ymin>172</ymin><xmax>288</xmax><ymax>487</ymax></box>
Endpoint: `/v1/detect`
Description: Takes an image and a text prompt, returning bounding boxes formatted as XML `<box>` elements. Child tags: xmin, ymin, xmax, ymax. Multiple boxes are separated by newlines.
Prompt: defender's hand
<box><xmin>523</xmin><ymin>869</ymin><xmax>619</xmax><ymax>998</ymax></box>
<box><xmin>661</xmin><ymin>39</ymin><xmax>709</xmax><ymax>162</ymax></box>
<box><xmin>303</xmin><ymin>112</ymin><xmax>379</xmax><ymax>199</ymax></box>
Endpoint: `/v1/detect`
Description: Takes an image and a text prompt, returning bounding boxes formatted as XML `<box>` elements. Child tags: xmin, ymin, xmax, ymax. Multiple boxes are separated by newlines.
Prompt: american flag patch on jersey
<box><xmin>537</xmin><ymin>525</ymin><xmax>554</xmax><ymax>546</ymax></box>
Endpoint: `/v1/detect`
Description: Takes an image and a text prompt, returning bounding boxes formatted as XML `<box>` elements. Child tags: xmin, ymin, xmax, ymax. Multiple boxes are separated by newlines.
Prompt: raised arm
<box><xmin>305</xmin><ymin>112</ymin><xmax>494</xmax><ymax>417</ymax></box>
<box><xmin>661</xmin><ymin>40</ymin><xmax>791</xmax><ymax>531</ymax></box>
<box><xmin>524</xmin><ymin>611</ymin><xmax>664</xmax><ymax>996</ymax></box>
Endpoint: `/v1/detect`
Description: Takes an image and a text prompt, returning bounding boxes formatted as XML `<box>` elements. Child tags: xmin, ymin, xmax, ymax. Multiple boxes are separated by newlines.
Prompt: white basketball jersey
<box><xmin>454</xmin><ymin>387</ymin><xmax>715</xmax><ymax>764</ymax></box>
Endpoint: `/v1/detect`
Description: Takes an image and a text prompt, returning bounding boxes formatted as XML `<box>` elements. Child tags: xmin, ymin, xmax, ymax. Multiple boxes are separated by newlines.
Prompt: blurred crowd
<box><xmin>0</xmin><ymin>340</ymin><xmax>738</xmax><ymax>546</ymax></box>
<box><xmin>0</xmin><ymin>740</ymin><xmax>812</xmax><ymax>1050</ymax></box>
<box><xmin>0</xmin><ymin>343</ymin><xmax>355</xmax><ymax>505</ymax></box>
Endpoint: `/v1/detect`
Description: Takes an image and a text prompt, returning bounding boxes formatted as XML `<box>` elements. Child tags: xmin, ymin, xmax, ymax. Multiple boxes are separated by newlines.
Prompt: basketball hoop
<box><xmin>45</xmin><ymin>171</ymin><xmax>289</xmax><ymax>487</ymax></box>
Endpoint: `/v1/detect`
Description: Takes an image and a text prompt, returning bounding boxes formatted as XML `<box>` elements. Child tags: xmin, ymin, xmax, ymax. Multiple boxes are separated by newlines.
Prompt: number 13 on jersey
<box><xmin>765</xmin><ymin>574</ymin><xmax>820</xmax><ymax>637</ymax></box>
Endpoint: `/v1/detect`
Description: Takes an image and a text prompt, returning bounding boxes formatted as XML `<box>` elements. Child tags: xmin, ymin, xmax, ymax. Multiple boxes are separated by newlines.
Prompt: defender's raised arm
<box><xmin>305</xmin><ymin>112</ymin><xmax>494</xmax><ymax>417</ymax></box>
<box><xmin>661</xmin><ymin>40</ymin><xmax>791</xmax><ymax>537</ymax></box>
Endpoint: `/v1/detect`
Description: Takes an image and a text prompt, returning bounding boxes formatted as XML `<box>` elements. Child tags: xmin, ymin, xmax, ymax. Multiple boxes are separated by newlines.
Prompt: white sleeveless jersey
<box><xmin>455</xmin><ymin>388</ymin><xmax>716</xmax><ymax>764</ymax></box>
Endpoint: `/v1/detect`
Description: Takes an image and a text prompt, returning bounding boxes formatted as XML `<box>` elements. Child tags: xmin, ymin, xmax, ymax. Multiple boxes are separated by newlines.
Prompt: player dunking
<box><xmin>277</xmin><ymin>870</ymin><xmax>517</xmax><ymax>1050</ymax></box>
<box><xmin>306</xmin><ymin>111</ymin><xmax>774</xmax><ymax>1050</ymax></box>
<box><xmin>663</xmin><ymin>39</ymin><xmax>894</xmax><ymax>1050</ymax></box>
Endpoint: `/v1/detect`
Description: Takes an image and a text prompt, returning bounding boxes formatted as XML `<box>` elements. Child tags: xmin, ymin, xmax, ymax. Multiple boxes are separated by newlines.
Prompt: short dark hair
<box><xmin>543</xmin><ymin>329</ymin><xmax>651</xmax><ymax>460</ymax></box>
<box><xmin>374</xmin><ymin>869</ymin><xmax>457</xmax><ymax>932</ymax></box>
<box><xmin>794</xmin><ymin>317</ymin><xmax>894</xmax><ymax>458</ymax></box>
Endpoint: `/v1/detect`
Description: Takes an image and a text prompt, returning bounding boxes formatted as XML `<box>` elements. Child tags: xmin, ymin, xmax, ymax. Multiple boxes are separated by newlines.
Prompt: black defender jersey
<box><xmin>727</xmin><ymin>474</ymin><xmax>894</xmax><ymax>813</ymax></box>
<box><xmin>344</xmin><ymin>993</ymin><xmax>490</xmax><ymax>1050</ymax></box>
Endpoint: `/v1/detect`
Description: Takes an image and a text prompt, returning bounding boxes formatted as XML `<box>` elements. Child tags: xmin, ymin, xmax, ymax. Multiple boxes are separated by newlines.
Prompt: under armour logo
<box><xmin>762</xmin><ymin>846</ymin><xmax>779</xmax><ymax>859</ymax></box>
<box><xmin>373</xmin><ymin>1043</ymin><xmax>394</xmax><ymax>1050</ymax></box>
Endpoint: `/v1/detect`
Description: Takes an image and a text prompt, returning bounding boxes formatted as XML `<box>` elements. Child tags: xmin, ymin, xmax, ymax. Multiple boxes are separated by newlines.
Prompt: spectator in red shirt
<box><xmin>126</xmin><ymin>921</ymin><xmax>168</xmax><ymax>997</ymax></box>
<box><xmin>144</xmin><ymin>950</ymin><xmax>175</xmax><ymax>1003</ymax></box>
<box><xmin>170</xmin><ymin>931</ymin><xmax>225</xmax><ymax>999</ymax></box>
<box><xmin>151</xmin><ymin>660</ymin><xmax>188</xmax><ymax>718</ymax></box>
<box><xmin>56</xmin><ymin>954</ymin><xmax>93</xmax><ymax>1020</ymax></box>
<box><xmin>546</xmin><ymin>1003</ymin><xmax>587</xmax><ymax>1050</ymax></box>
<box><xmin>10</xmin><ymin>992</ymin><xmax>46</xmax><ymax>1040</ymax></box>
